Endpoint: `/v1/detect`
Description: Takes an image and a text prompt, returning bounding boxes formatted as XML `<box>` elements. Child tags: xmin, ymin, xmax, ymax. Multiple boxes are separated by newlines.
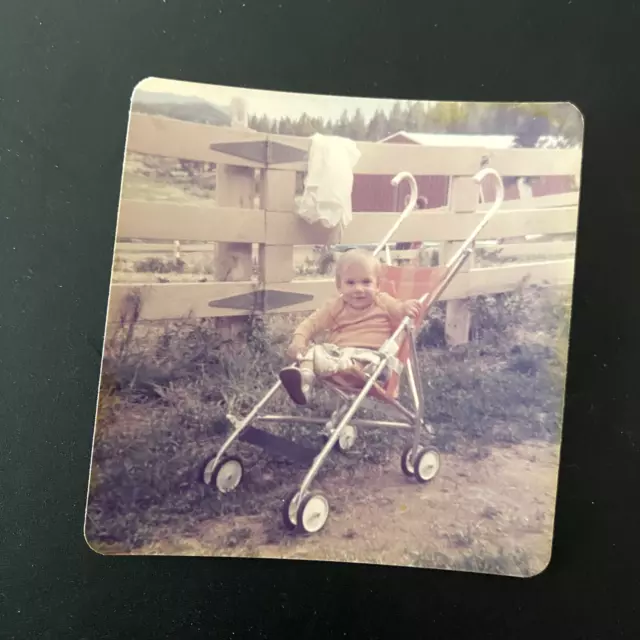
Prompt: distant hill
<box><xmin>132</xmin><ymin>90</ymin><xmax>231</xmax><ymax>126</ymax></box>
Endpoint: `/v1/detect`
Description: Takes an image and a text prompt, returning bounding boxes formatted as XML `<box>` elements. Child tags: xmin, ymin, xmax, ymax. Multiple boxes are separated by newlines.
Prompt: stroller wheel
<box><xmin>282</xmin><ymin>490</ymin><xmax>301</xmax><ymax>531</ymax></box>
<box><xmin>207</xmin><ymin>456</ymin><xmax>244</xmax><ymax>494</ymax></box>
<box><xmin>400</xmin><ymin>445</ymin><xmax>421</xmax><ymax>477</ymax></box>
<box><xmin>322</xmin><ymin>424</ymin><xmax>358</xmax><ymax>454</ymax></box>
<box><xmin>336</xmin><ymin>424</ymin><xmax>358</xmax><ymax>453</ymax></box>
<box><xmin>414</xmin><ymin>447</ymin><xmax>441</xmax><ymax>483</ymax></box>
<box><xmin>296</xmin><ymin>492</ymin><xmax>330</xmax><ymax>534</ymax></box>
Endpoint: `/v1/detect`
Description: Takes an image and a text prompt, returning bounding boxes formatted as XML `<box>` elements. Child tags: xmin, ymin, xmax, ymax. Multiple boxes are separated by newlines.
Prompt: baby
<box><xmin>279</xmin><ymin>249</ymin><xmax>421</xmax><ymax>405</ymax></box>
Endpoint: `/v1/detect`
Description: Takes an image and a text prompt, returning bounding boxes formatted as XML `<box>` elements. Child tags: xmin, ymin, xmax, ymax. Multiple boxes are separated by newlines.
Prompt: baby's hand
<box><xmin>403</xmin><ymin>299</ymin><xmax>422</xmax><ymax>319</ymax></box>
<box><xmin>286</xmin><ymin>339</ymin><xmax>306</xmax><ymax>362</ymax></box>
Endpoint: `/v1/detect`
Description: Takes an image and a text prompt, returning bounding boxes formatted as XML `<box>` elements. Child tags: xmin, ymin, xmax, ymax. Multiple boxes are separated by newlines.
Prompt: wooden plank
<box><xmin>115</xmin><ymin>242</ymin><xmax>214</xmax><ymax>254</ymax></box>
<box><xmin>454</xmin><ymin>259</ymin><xmax>575</xmax><ymax>297</ymax></box>
<box><xmin>215</xmin><ymin>164</ymin><xmax>256</xmax><ymax>337</ymax></box>
<box><xmin>485</xmin><ymin>146</ymin><xmax>582</xmax><ymax>178</ymax></box>
<box><xmin>116</xmin><ymin>200</ymin><xmax>578</xmax><ymax>248</ymax></box>
<box><xmin>107</xmin><ymin>259</ymin><xmax>574</xmax><ymax>323</ymax></box>
<box><xmin>266</xmin><ymin>206</ymin><xmax>578</xmax><ymax>246</ymax></box>
<box><xmin>267</xmin><ymin>132</ymin><xmax>581</xmax><ymax>176</ymax></box>
<box><xmin>479</xmin><ymin>240</ymin><xmax>577</xmax><ymax>259</ymax></box>
<box><xmin>259</xmin><ymin>245</ymin><xmax>295</xmax><ymax>283</ymax></box>
<box><xmin>442</xmin><ymin>177</ymin><xmax>479</xmax><ymax>345</ymax></box>
<box><xmin>477</xmin><ymin>191</ymin><xmax>579</xmax><ymax>211</ymax></box>
<box><xmin>126</xmin><ymin>113</ymin><xmax>267</xmax><ymax>167</ymax></box>
<box><xmin>116</xmin><ymin>200</ymin><xmax>265</xmax><ymax>243</ymax></box>
<box><xmin>107</xmin><ymin>281</ymin><xmax>256</xmax><ymax>322</ymax></box>
<box><xmin>214</xmin><ymin>167</ymin><xmax>256</xmax><ymax>281</ymax></box>
<box><xmin>260</xmin><ymin>168</ymin><xmax>297</xmax><ymax>211</ymax></box>
<box><xmin>258</xmin><ymin>168</ymin><xmax>296</xmax><ymax>283</ymax></box>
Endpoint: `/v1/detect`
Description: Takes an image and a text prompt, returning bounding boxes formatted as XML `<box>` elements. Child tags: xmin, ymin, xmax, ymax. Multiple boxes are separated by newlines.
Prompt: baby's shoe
<box><xmin>279</xmin><ymin>367</ymin><xmax>314</xmax><ymax>406</ymax></box>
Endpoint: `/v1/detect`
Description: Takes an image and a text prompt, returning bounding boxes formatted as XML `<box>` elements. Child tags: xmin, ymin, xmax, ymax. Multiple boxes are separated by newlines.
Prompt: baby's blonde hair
<box><xmin>334</xmin><ymin>249</ymin><xmax>380</xmax><ymax>285</ymax></box>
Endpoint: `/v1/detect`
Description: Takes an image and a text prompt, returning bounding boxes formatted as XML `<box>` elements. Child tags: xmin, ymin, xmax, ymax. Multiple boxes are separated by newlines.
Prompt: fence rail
<box><xmin>108</xmin><ymin>113</ymin><xmax>581</xmax><ymax>344</ymax></box>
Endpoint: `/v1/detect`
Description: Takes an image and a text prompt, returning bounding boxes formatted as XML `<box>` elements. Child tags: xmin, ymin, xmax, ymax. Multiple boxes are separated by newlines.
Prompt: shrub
<box><xmin>134</xmin><ymin>257</ymin><xmax>186</xmax><ymax>274</ymax></box>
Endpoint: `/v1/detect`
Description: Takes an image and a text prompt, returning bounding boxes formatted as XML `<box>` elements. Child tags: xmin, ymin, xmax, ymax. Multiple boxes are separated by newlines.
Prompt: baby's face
<box><xmin>337</xmin><ymin>260</ymin><xmax>378</xmax><ymax>309</ymax></box>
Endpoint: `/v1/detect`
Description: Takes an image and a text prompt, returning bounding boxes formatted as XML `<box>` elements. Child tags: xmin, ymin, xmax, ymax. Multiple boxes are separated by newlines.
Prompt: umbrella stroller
<box><xmin>202</xmin><ymin>167</ymin><xmax>505</xmax><ymax>534</ymax></box>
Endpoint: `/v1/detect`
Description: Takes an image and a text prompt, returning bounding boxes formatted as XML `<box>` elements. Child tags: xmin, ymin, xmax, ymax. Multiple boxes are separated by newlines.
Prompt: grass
<box><xmin>409</xmin><ymin>544</ymin><xmax>537</xmax><ymax>578</ymax></box>
<box><xmin>87</xmin><ymin>278</ymin><xmax>570</xmax><ymax>567</ymax></box>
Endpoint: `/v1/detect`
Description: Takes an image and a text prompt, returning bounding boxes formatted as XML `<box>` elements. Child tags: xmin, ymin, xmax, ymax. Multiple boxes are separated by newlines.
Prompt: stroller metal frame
<box><xmin>202</xmin><ymin>167</ymin><xmax>505</xmax><ymax>534</ymax></box>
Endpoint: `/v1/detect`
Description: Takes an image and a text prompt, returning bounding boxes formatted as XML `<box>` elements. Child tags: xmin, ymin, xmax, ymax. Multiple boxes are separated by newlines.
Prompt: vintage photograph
<box><xmin>85</xmin><ymin>78</ymin><xmax>583</xmax><ymax>577</ymax></box>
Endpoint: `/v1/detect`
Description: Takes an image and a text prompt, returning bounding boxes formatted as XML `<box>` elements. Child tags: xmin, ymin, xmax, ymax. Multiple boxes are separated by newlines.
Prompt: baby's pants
<box><xmin>301</xmin><ymin>343</ymin><xmax>389</xmax><ymax>382</ymax></box>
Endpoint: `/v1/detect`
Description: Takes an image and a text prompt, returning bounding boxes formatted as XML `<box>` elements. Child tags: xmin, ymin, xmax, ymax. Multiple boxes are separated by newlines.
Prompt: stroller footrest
<box><xmin>239</xmin><ymin>426</ymin><xmax>319</xmax><ymax>463</ymax></box>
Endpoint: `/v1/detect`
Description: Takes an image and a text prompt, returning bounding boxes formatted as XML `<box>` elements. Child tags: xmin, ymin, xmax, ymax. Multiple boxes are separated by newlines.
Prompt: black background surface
<box><xmin>2</xmin><ymin>1</ymin><xmax>639</xmax><ymax>637</ymax></box>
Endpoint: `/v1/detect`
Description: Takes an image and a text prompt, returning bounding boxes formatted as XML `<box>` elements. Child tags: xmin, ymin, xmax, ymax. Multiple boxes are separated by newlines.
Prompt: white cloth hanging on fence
<box><xmin>296</xmin><ymin>133</ymin><xmax>361</xmax><ymax>230</ymax></box>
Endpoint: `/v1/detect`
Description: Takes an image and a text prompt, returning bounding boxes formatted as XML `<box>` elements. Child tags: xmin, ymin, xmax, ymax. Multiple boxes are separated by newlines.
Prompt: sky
<box><xmin>136</xmin><ymin>77</ymin><xmax>431</xmax><ymax>122</ymax></box>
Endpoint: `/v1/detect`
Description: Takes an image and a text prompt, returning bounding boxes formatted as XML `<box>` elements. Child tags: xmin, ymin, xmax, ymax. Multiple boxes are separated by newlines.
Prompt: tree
<box><xmin>335</xmin><ymin>109</ymin><xmax>351</xmax><ymax>137</ymax></box>
<box><xmin>406</xmin><ymin>101</ymin><xmax>427</xmax><ymax>132</ymax></box>
<box><xmin>311</xmin><ymin>116</ymin><xmax>326</xmax><ymax>134</ymax></box>
<box><xmin>278</xmin><ymin>116</ymin><xmax>295</xmax><ymax>135</ymax></box>
<box><xmin>253</xmin><ymin>114</ymin><xmax>271</xmax><ymax>133</ymax></box>
<box><xmin>366</xmin><ymin>109</ymin><xmax>389</xmax><ymax>141</ymax></box>
<box><xmin>425</xmin><ymin>102</ymin><xmax>470</xmax><ymax>133</ymax></box>
<box><xmin>388</xmin><ymin>101</ymin><xmax>405</xmax><ymax>135</ymax></box>
<box><xmin>513</xmin><ymin>114</ymin><xmax>550</xmax><ymax>148</ymax></box>
<box><xmin>296</xmin><ymin>112</ymin><xmax>316</xmax><ymax>136</ymax></box>
<box><xmin>248</xmin><ymin>114</ymin><xmax>260</xmax><ymax>131</ymax></box>
<box><xmin>348</xmin><ymin>108</ymin><xmax>367</xmax><ymax>140</ymax></box>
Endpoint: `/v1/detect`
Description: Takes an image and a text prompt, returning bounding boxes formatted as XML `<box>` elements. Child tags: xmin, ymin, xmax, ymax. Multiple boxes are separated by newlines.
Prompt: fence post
<box><xmin>442</xmin><ymin>176</ymin><xmax>480</xmax><ymax>345</ymax></box>
<box><xmin>214</xmin><ymin>163</ymin><xmax>256</xmax><ymax>339</ymax></box>
<box><xmin>259</xmin><ymin>169</ymin><xmax>296</xmax><ymax>286</ymax></box>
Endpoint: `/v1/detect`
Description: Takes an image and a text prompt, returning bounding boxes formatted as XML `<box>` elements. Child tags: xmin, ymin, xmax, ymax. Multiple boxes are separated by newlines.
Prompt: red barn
<box><xmin>351</xmin><ymin>131</ymin><xmax>577</xmax><ymax>212</ymax></box>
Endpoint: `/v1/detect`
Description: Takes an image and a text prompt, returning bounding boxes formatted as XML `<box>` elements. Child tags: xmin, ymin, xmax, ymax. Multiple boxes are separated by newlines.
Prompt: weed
<box><xmin>481</xmin><ymin>505</ymin><xmax>501</xmax><ymax>520</ymax></box>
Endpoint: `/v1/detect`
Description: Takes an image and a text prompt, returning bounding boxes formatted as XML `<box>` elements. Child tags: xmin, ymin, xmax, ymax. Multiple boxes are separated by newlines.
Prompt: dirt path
<box><xmin>138</xmin><ymin>440</ymin><xmax>559</xmax><ymax>577</ymax></box>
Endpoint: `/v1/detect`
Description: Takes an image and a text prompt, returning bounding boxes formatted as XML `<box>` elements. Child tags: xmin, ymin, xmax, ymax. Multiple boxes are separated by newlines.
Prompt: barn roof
<box><xmin>379</xmin><ymin>131</ymin><xmax>516</xmax><ymax>148</ymax></box>
<box><xmin>380</xmin><ymin>130</ymin><xmax>569</xmax><ymax>149</ymax></box>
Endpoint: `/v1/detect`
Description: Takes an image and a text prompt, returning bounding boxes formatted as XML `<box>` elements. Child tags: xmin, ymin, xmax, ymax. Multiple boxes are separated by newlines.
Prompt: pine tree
<box><xmin>311</xmin><ymin>116</ymin><xmax>326</xmax><ymax>134</ymax></box>
<box><xmin>248</xmin><ymin>114</ymin><xmax>260</xmax><ymax>131</ymax></box>
<box><xmin>424</xmin><ymin>102</ymin><xmax>469</xmax><ymax>133</ymax></box>
<box><xmin>278</xmin><ymin>116</ymin><xmax>295</xmax><ymax>135</ymax></box>
<box><xmin>388</xmin><ymin>101</ymin><xmax>405</xmax><ymax>135</ymax></box>
<box><xmin>296</xmin><ymin>112</ymin><xmax>316</xmax><ymax>136</ymax></box>
<box><xmin>349</xmin><ymin>108</ymin><xmax>367</xmax><ymax>140</ymax></box>
<box><xmin>335</xmin><ymin>109</ymin><xmax>351</xmax><ymax>137</ymax></box>
<box><xmin>256</xmin><ymin>114</ymin><xmax>271</xmax><ymax>133</ymax></box>
<box><xmin>406</xmin><ymin>101</ymin><xmax>427</xmax><ymax>132</ymax></box>
<box><xmin>366</xmin><ymin>109</ymin><xmax>389</xmax><ymax>141</ymax></box>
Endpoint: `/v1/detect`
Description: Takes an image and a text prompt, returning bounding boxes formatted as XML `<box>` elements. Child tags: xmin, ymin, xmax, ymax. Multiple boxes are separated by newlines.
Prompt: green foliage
<box><xmin>247</xmin><ymin>101</ymin><xmax>583</xmax><ymax>146</ymax></box>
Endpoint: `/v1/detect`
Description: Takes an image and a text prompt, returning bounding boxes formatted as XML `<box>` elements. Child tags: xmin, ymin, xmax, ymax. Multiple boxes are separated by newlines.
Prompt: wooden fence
<box><xmin>107</xmin><ymin>113</ymin><xmax>581</xmax><ymax>344</ymax></box>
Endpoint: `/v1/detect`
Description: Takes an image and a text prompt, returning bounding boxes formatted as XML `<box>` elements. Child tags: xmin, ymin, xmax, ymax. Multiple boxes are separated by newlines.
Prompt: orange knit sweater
<box><xmin>293</xmin><ymin>293</ymin><xmax>406</xmax><ymax>350</ymax></box>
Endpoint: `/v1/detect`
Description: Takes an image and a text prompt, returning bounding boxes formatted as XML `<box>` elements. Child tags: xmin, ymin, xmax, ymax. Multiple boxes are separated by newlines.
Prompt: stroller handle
<box><xmin>372</xmin><ymin>172</ymin><xmax>419</xmax><ymax>258</ymax></box>
<box><xmin>473</xmin><ymin>167</ymin><xmax>505</xmax><ymax>205</ymax></box>
<box><xmin>443</xmin><ymin>167</ymin><xmax>505</xmax><ymax>269</ymax></box>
